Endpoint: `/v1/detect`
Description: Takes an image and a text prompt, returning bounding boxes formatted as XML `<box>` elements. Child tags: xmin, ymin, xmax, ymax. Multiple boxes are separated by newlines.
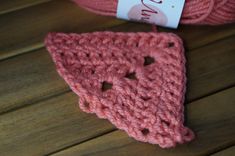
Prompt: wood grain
<box><xmin>211</xmin><ymin>146</ymin><xmax>235</xmax><ymax>156</ymax></box>
<box><xmin>0</xmin><ymin>49</ymin><xmax>69</xmax><ymax>114</ymax></box>
<box><xmin>0</xmin><ymin>0</ymin><xmax>51</xmax><ymax>15</ymax></box>
<box><xmin>50</xmin><ymin>87</ymin><xmax>235</xmax><ymax>156</ymax></box>
<box><xmin>0</xmin><ymin>92</ymin><xmax>113</xmax><ymax>156</ymax></box>
<box><xmin>0</xmin><ymin>0</ymin><xmax>123</xmax><ymax>60</ymax></box>
<box><xmin>1</xmin><ymin>35</ymin><xmax>234</xmax><ymax>114</ymax></box>
<box><xmin>186</xmin><ymin>35</ymin><xmax>235</xmax><ymax>101</ymax></box>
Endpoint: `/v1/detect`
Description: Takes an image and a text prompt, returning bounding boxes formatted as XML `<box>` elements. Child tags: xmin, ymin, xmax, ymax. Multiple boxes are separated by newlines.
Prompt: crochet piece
<box><xmin>45</xmin><ymin>32</ymin><xmax>194</xmax><ymax>148</ymax></box>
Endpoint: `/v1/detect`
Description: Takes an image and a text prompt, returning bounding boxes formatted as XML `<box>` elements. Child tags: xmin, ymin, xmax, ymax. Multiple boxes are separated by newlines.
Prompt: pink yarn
<box><xmin>73</xmin><ymin>0</ymin><xmax>235</xmax><ymax>25</ymax></box>
<box><xmin>45</xmin><ymin>32</ymin><xmax>194</xmax><ymax>148</ymax></box>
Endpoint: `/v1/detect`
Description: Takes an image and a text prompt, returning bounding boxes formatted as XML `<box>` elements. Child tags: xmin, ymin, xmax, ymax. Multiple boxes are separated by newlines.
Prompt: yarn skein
<box><xmin>73</xmin><ymin>0</ymin><xmax>235</xmax><ymax>25</ymax></box>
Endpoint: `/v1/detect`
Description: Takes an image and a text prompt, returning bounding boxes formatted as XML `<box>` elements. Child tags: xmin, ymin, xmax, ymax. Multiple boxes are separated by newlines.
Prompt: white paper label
<box><xmin>117</xmin><ymin>0</ymin><xmax>185</xmax><ymax>28</ymax></box>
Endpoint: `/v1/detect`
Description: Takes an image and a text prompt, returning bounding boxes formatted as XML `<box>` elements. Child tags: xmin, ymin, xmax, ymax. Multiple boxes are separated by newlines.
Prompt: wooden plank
<box><xmin>211</xmin><ymin>146</ymin><xmax>235</xmax><ymax>156</ymax></box>
<box><xmin>0</xmin><ymin>92</ymin><xmax>114</xmax><ymax>156</ymax></box>
<box><xmin>186</xmin><ymin>35</ymin><xmax>235</xmax><ymax>101</ymax></box>
<box><xmin>0</xmin><ymin>0</ymin><xmax>124</xmax><ymax>60</ymax></box>
<box><xmin>0</xmin><ymin>0</ymin><xmax>51</xmax><ymax>15</ymax></box>
<box><xmin>1</xmin><ymin>35</ymin><xmax>234</xmax><ymax>114</ymax></box>
<box><xmin>0</xmin><ymin>49</ymin><xmax>69</xmax><ymax>114</ymax></box>
<box><xmin>50</xmin><ymin>87</ymin><xmax>235</xmax><ymax>156</ymax></box>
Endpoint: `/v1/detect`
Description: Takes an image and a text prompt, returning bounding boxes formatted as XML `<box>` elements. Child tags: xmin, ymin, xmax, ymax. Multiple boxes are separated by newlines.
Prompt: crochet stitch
<box><xmin>45</xmin><ymin>32</ymin><xmax>194</xmax><ymax>148</ymax></box>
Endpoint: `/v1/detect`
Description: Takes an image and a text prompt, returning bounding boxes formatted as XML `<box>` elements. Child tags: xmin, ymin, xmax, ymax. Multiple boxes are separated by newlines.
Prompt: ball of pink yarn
<box><xmin>73</xmin><ymin>0</ymin><xmax>235</xmax><ymax>25</ymax></box>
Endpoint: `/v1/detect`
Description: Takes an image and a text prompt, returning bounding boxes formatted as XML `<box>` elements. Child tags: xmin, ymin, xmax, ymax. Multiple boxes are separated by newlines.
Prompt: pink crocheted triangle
<box><xmin>45</xmin><ymin>32</ymin><xmax>194</xmax><ymax>148</ymax></box>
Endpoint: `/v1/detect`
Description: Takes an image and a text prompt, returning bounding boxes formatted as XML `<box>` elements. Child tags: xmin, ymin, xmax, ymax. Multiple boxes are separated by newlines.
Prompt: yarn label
<box><xmin>116</xmin><ymin>0</ymin><xmax>185</xmax><ymax>28</ymax></box>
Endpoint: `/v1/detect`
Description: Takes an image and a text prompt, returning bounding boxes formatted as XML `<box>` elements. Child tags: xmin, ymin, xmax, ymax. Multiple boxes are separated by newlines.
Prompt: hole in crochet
<box><xmin>141</xmin><ymin>96</ymin><xmax>151</xmax><ymax>101</ymax></box>
<box><xmin>144</xmin><ymin>56</ymin><xmax>155</xmax><ymax>66</ymax></box>
<box><xmin>141</xmin><ymin>128</ymin><xmax>150</xmax><ymax>135</ymax></box>
<box><xmin>84</xmin><ymin>101</ymin><xmax>90</xmax><ymax>109</ymax></box>
<box><xmin>125</xmin><ymin>72</ymin><xmax>137</xmax><ymax>80</ymax></box>
<box><xmin>162</xmin><ymin>120</ymin><xmax>170</xmax><ymax>126</ymax></box>
<box><xmin>168</xmin><ymin>42</ymin><xmax>175</xmax><ymax>47</ymax></box>
<box><xmin>101</xmin><ymin>81</ymin><xmax>113</xmax><ymax>92</ymax></box>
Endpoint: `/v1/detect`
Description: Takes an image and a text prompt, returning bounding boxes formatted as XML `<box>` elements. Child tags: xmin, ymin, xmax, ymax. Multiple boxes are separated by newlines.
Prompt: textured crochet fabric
<box><xmin>45</xmin><ymin>32</ymin><xmax>194</xmax><ymax>148</ymax></box>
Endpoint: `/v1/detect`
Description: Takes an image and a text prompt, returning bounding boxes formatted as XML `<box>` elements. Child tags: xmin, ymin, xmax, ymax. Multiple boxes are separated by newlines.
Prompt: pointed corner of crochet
<box><xmin>44</xmin><ymin>32</ymin><xmax>61</xmax><ymax>56</ymax></box>
<box><xmin>44</xmin><ymin>32</ymin><xmax>60</xmax><ymax>48</ymax></box>
<box><xmin>45</xmin><ymin>32</ymin><xmax>56</xmax><ymax>41</ymax></box>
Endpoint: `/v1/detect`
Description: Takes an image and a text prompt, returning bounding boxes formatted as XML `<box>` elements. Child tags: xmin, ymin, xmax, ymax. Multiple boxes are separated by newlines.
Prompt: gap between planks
<box><xmin>210</xmin><ymin>146</ymin><xmax>235</xmax><ymax>156</ymax></box>
<box><xmin>0</xmin><ymin>0</ymin><xmax>52</xmax><ymax>15</ymax></box>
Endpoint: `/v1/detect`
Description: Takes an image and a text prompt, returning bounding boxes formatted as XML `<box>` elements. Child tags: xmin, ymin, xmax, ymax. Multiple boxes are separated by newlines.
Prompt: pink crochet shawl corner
<box><xmin>45</xmin><ymin>31</ymin><xmax>194</xmax><ymax>148</ymax></box>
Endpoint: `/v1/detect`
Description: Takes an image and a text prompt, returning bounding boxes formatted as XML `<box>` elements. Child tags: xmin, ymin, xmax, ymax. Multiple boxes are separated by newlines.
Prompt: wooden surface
<box><xmin>0</xmin><ymin>1</ymin><xmax>234</xmax><ymax>156</ymax></box>
<box><xmin>211</xmin><ymin>146</ymin><xmax>235</xmax><ymax>156</ymax></box>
